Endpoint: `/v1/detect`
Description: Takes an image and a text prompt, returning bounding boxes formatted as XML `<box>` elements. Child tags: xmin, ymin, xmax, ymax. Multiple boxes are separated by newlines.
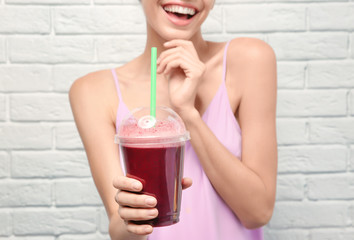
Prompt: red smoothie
<box><xmin>121</xmin><ymin>145</ymin><xmax>184</xmax><ymax>227</ymax></box>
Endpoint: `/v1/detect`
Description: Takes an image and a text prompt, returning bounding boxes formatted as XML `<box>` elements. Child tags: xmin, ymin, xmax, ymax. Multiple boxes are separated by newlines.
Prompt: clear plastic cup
<box><xmin>115</xmin><ymin>106</ymin><xmax>190</xmax><ymax>227</ymax></box>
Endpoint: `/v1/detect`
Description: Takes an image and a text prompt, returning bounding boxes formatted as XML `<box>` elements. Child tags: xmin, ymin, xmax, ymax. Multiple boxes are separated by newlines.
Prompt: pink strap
<box><xmin>222</xmin><ymin>40</ymin><xmax>231</xmax><ymax>82</ymax></box>
<box><xmin>111</xmin><ymin>69</ymin><xmax>123</xmax><ymax>102</ymax></box>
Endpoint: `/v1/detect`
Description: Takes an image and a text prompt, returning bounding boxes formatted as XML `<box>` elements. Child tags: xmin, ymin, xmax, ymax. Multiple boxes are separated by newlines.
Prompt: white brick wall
<box><xmin>0</xmin><ymin>1</ymin><xmax>353</xmax><ymax>239</ymax></box>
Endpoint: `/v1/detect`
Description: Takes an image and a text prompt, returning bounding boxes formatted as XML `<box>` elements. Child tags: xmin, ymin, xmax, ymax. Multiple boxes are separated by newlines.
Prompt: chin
<box><xmin>159</xmin><ymin>29</ymin><xmax>199</xmax><ymax>41</ymax></box>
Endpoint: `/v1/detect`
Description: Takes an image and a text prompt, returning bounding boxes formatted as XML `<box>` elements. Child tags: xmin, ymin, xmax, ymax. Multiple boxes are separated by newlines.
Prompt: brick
<box><xmin>0</xmin><ymin>7</ymin><xmax>50</xmax><ymax>34</ymax></box>
<box><xmin>13</xmin><ymin>208</ymin><xmax>97</xmax><ymax>235</ymax></box>
<box><xmin>308</xmin><ymin>61</ymin><xmax>354</xmax><ymax>88</ymax></box>
<box><xmin>308</xmin><ymin>174</ymin><xmax>354</xmax><ymax>200</ymax></box>
<box><xmin>6</xmin><ymin>0</ymin><xmax>90</xmax><ymax>4</ymax></box>
<box><xmin>226</xmin><ymin>5</ymin><xmax>305</xmax><ymax>32</ymax></box>
<box><xmin>268</xmin><ymin>33</ymin><xmax>348</xmax><ymax>60</ymax></box>
<box><xmin>267</xmin><ymin>0</ymin><xmax>344</xmax><ymax>2</ymax></box>
<box><xmin>278</xmin><ymin>146</ymin><xmax>347</xmax><ymax>173</ymax></box>
<box><xmin>276</xmin><ymin>119</ymin><xmax>308</xmax><ymax>145</ymax></box>
<box><xmin>11</xmin><ymin>151</ymin><xmax>90</xmax><ymax>178</ymax></box>
<box><xmin>9</xmin><ymin>37</ymin><xmax>94</xmax><ymax>64</ymax></box>
<box><xmin>0</xmin><ymin>95</ymin><xmax>5</xmax><ymax>121</ymax></box>
<box><xmin>309</xmin><ymin>5</ymin><xmax>354</xmax><ymax>31</ymax></box>
<box><xmin>276</xmin><ymin>175</ymin><xmax>304</xmax><ymax>201</ymax></box>
<box><xmin>277</xmin><ymin>62</ymin><xmax>305</xmax><ymax>89</ymax></box>
<box><xmin>10</xmin><ymin>94</ymin><xmax>73</xmax><ymax>121</ymax></box>
<box><xmin>58</xmin><ymin>233</ymin><xmax>110</xmax><ymax>240</ymax></box>
<box><xmin>55</xmin><ymin>124</ymin><xmax>84</xmax><ymax>150</ymax></box>
<box><xmin>350</xmin><ymin>204</ymin><xmax>354</xmax><ymax>224</ymax></box>
<box><xmin>264</xmin><ymin>229</ymin><xmax>308</xmax><ymax>240</ymax></box>
<box><xmin>310</xmin><ymin>118</ymin><xmax>354</xmax><ymax>144</ymax></box>
<box><xmin>220</xmin><ymin>0</ymin><xmax>262</xmax><ymax>2</ymax></box>
<box><xmin>94</xmin><ymin>0</ymin><xmax>136</xmax><ymax>4</ymax></box>
<box><xmin>352</xmin><ymin>34</ymin><xmax>354</xmax><ymax>59</ymax></box>
<box><xmin>54</xmin><ymin>7</ymin><xmax>145</xmax><ymax>34</ymax></box>
<box><xmin>96</xmin><ymin>36</ymin><xmax>145</xmax><ymax>63</ymax></box>
<box><xmin>9</xmin><ymin>237</ymin><xmax>55</xmax><ymax>240</ymax></box>
<box><xmin>0</xmin><ymin>124</ymin><xmax>52</xmax><ymax>150</ymax></box>
<box><xmin>351</xmin><ymin>90</ymin><xmax>354</xmax><ymax>116</ymax></box>
<box><xmin>0</xmin><ymin>180</ymin><xmax>51</xmax><ymax>207</ymax></box>
<box><xmin>310</xmin><ymin>229</ymin><xmax>354</xmax><ymax>240</ymax></box>
<box><xmin>0</xmin><ymin>211</ymin><xmax>11</xmax><ymax>236</ymax></box>
<box><xmin>99</xmin><ymin>208</ymin><xmax>109</xmax><ymax>234</ymax></box>
<box><xmin>0</xmin><ymin>152</ymin><xmax>10</xmax><ymax>178</ymax></box>
<box><xmin>201</xmin><ymin>5</ymin><xmax>222</xmax><ymax>34</ymax></box>
<box><xmin>277</xmin><ymin>90</ymin><xmax>346</xmax><ymax>117</ymax></box>
<box><xmin>54</xmin><ymin>179</ymin><xmax>101</xmax><ymax>206</ymax></box>
<box><xmin>269</xmin><ymin>202</ymin><xmax>348</xmax><ymax>228</ymax></box>
<box><xmin>205</xmin><ymin>34</ymin><xmax>266</xmax><ymax>43</ymax></box>
<box><xmin>53</xmin><ymin>65</ymin><xmax>109</xmax><ymax>92</ymax></box>
<box><xmin>351</xmin><ymin>146</ymin><xmax>354</xmax><ymax>171</ymax></box>
<box><xmin>0</xmin><ymin>66</ymin><xmax>51</xmax><ymax>92</ymax></box>
<box><xmin>0</xmin><ymin>38</ymin><xmax>5</xmax><ymax>63</ymax></box>
<box><xmin>350</xmin><ymin>205</ymin><xmax>354</xmax><ymax>225</ymax></box>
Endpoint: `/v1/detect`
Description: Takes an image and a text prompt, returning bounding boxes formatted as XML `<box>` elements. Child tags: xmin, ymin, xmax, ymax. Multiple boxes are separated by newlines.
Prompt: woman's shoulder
<box><xmin>228</xmin><ymin>37</ymin><xmax>276</xmax><ymax>63</ymax></box>
<box><xmin>226</xmin><ymin>38</ymin><xmax>276</xmax><ymax>84</ymax></box>
<box><xmin>71</xmin><ymin>68</ymin><xmax>113</xmax><ymax>91</ymax></box>
<box><xmin>70</xmin><ymin>68</ymin><xmax>115</xmax><ymax>95</ymax></box>
<box><xmin>69</xmin><ymin>68</ymin><xmax>117</xmax><ymax>107</ymax></box>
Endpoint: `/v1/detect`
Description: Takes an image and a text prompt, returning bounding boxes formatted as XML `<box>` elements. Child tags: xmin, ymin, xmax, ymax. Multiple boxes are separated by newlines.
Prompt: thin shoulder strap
<box><xmin>222</xmin><ymin>40</ymin><xmax>232</xmax><ymax>82</ymax></box>
<box><xmin>111</xmin><ymin>68</ymin><xmax>123</xmax><ymax>101</ymax></box>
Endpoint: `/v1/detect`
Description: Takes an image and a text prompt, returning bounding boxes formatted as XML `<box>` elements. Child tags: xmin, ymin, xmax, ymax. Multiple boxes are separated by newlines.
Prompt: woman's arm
<box><xmin>158</xmin><ymin>39</ymin><xmax>277</xmax><ymax>229</ymax></box>
<box><xmin>187</xmin><ymin>39</ymin><xmax>277</xmax><ymax>229</ymax></box>
<box><xmin>69</xmin><ymin>71</ymin><xmax>150</xmax><ymax>240</ymax></box>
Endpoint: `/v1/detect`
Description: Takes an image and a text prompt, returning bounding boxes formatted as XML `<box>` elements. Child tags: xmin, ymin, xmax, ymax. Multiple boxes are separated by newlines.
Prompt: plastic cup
<box><xmin>115</xmin><ymin>106</ymin><xmax>190</xmax><ymax>227</ymax></box>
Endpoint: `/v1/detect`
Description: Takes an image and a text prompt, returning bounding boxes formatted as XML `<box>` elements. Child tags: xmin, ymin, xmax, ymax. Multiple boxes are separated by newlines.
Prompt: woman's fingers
<box><xmin>118</xmin><ymin>206</ymin><xmax>158</xmax><ymax>221</ymax></box>
<box><xmin>161</xmin><ymin>57</ymin><xmax>187</xmax><ymax>75</ymax></box>
<box><xmin>126</xmin><ymin>222</ymin><xmax>154</xmax><ymax>235</ymax></box>
<box><xmin>113</xmin><ymin>175</ymin><xmax>142</xmax><ymax>192</ymax></box>
<box><xmin>115</xmin><ymin>191</ymin><xmax>157</xmax><ymax>208</ymax></box>
<box><xmin>182</xmin><ymin>177</ymin><xmax>193</xmax><ymax>190</ymax></box>
<box><xmin>157</xmin><ymin>47</ymin><xmax>192</xmax><ymax>73</ymax></box>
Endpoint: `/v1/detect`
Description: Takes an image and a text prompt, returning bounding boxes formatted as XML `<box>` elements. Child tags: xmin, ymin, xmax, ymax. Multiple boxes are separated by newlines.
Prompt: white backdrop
<box><xmin>0</xmin><ymin>0</ymin><xmax>354</xmax><ymax>239</ymax></box>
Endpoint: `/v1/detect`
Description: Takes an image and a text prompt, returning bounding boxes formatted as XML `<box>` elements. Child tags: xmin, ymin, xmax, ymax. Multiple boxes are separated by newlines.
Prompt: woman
<box><xmin>69</xmin><ymin>0</ymin><xmax>278</xmax><ymax>239</ymax></box>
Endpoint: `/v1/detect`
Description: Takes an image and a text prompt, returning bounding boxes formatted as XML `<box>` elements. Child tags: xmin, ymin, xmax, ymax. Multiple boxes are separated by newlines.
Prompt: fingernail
<box><xmin>156</xmin><ymin>57</ymin><xmax>160</xmax><ymax>64</ymax></box>
<box><xmin>133</xmin><ymin>182</ymin><xmax>141</xmax><ymax>190</ymax></box>
<box><xmin>145</xmin><ymin>197</ymin><xmax>156</xmax><ymax>206</ymax></box>
<box><xmin>145</xmin><ymin>225</ymin><xmax>152</xmax><ymax>233</ymax></box>
<box><xmin>148</xmin><ymin>209</ymin><xmax>157</xmax><ymax>216</ymax></box>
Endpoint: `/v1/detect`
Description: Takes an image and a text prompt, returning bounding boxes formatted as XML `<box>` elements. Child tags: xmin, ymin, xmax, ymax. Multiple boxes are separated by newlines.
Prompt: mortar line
<box><xmin>304</xmin><ymin>61</ymin><xmax>309</xmax><ymax>89</ymax></box>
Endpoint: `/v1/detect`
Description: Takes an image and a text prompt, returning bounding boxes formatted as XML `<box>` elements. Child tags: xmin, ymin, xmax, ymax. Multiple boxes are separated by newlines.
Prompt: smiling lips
<box><xmin>163</xmin><ymin>4</ymin><xmax>198</xmax><ymax>26</ymax></box>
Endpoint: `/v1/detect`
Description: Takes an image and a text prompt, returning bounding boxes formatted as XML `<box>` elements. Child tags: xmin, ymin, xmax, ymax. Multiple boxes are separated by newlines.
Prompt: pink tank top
<box><xmin>112</xmin><ymin>41</ymin><xmax>263</xmax><ymax>240</ymax></box>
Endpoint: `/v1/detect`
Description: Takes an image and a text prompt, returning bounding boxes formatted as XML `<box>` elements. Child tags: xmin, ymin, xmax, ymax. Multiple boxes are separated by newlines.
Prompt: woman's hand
<box><xmin>114</xmin><ymin>176</ymin><xmax>157</xmax><ymax>235</ymax></box>
<box><xmin>157</xmin><ymin>40</ymin><xmax>206</xmax><ymax>117</ymax></box>
<box><xmin>113</xmin><ymin>176</ymin><xmax>192</xmax><ymax>236</ymax></box>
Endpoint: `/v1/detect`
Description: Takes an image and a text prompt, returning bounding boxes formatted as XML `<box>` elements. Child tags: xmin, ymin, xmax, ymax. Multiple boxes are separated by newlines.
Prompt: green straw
<box><xmin>150</xmin><ymin>47</ymin><xmax>157</xmax><ymax>118</ymax></box>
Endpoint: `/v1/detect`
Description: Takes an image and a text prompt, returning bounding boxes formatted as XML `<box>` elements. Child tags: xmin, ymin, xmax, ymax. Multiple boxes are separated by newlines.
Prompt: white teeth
<box><xmin>163</xmin><ymin>5</ymin><xmax>196</xmax><ymax>16</ymax></box>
